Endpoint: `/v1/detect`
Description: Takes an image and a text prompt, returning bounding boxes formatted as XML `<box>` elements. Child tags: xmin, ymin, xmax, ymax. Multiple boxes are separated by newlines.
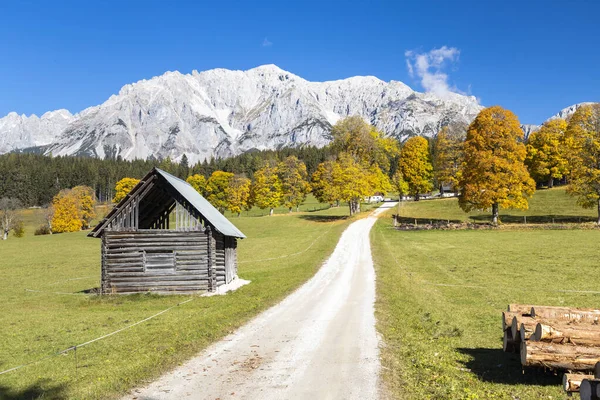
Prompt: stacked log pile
<box><xmin>501</xmin><ymin>304</ymin><xmax>600</xmax><ymax>398</ymax></box>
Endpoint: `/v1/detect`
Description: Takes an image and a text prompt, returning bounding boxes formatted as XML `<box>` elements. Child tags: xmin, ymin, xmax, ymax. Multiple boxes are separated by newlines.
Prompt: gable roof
<box><xmin>89</xmin><ymin>168</ymin><xmax>245</xmax><ymax>239</ymax></box>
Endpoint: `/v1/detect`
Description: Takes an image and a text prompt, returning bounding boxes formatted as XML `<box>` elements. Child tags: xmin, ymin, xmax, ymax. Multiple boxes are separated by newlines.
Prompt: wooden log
<box><xmin>508</xmin><ymin>304</ymin><xmax>535</xmax><ymax>314</ymax></box>
<box><xmin>531</xmin><ymin>306</ymin><xmax>600</xmax><ymax>322</ymax></box>
<box><xmin>521</xmin><ymin>341</ymin><xmax>600</xmax><ymax>371</ymax></box>
<box><xmin>503</xmin><ymin>329</ymin><xmax>518</xmax><ymax>353</ymax></box>
<box><xmin>503</xmin><ymin>311</ymin><xmax>520</xmax><ymax>331</ymax></box>
<box><xmin>534</xmin><ymin>323</ymin><xmax>600</xmax><ymax>346</ymax></box>
<box><xmin>563</xmin><ymin>373</ymin><xmax>593</xmax><ymax>392</ymax></box>
<box><xmin>595</xmin><ymin>362</ymin><xmax>600</xmax><ymax>379</ymax></box>
<box><xmin>512</xmin><ymin>316</ymin><xmax>536</xmax><ymax>341</ymax></box>
<box><xmin>580</xmin><ymin>379</ymin><xmax>600</xmax><ymax>400</ymax></box>
<box><xmin>520</xmin><ymin>322</ymin><xmax>535</xmax><ymax>341</ymax></box>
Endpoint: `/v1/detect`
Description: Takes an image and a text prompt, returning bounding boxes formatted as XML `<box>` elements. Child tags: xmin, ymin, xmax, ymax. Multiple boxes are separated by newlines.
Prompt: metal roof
<box><xmin>155</xmin><ymin>168</ymin><xmax>246</xmax><ymax>238</ymax></box>
<box><xmin>89</xmin><ymin>168</ymin><xmax>245</xmax><ymax>239</ymax></box>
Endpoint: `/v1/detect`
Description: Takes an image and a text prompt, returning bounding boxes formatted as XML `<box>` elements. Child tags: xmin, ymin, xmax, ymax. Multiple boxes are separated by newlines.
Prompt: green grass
<box><xmin>396</xmin><ymin>186</ymin><xmax>597</xmax><ymax>224</ymax></box>
<box><xmin>371</xmin><ymin>209</ymin><xmax>600</xmax><ymax>399</ymax></box>
<box><xmin>0</xmin><ymin>200</ymin><xmax>377</xmax><ymax>399</ymax></box>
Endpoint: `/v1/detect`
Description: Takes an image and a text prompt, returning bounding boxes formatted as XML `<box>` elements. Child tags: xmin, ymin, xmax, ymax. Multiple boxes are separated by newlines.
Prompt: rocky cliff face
<box><xmin>0</xmin><ymin>65</ymin><xmax>483</xmax><ymax>163</ymax></box>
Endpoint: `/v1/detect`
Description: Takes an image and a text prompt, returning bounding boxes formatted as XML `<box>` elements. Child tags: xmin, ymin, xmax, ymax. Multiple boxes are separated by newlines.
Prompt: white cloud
<box><xmin>405</xmin><ymin>46</ymin><xmax>464</xmax><ymax>98</ymax></box>
<box><xmin>262</xmin><ymin>37</ymin><xmax>273</xmax><ymax>47</ymax></box>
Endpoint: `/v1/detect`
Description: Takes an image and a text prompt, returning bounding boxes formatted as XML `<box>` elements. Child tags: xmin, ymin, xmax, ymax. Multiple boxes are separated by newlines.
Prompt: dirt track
<box><xmin>126</xmin><ymin>202</ymin><xmax>396</xmax><ymax>400</ymax></box>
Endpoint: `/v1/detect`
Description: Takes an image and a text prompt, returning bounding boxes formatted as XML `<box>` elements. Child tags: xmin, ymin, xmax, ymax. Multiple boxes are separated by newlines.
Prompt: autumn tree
<box><xmin>334</xmin><ymin>153</ymin><xmax>373</xmax><ymax>215</ymax></box>
<box><xmin>525</xmin><ymin>118</ymin><xmax>568</xmax><ymax>188</ymax></box>
<box><xmin>113</xmin><ymin>178</ymin><xmax>140</xmax><ymax>203</ymax></box>
<box><xmin>226</xmin><ymin>176</ymin><xmax>252</xmax><ymax>216</ymax></box>
<box><xmin>311</xmin><ymin>160</ymin><xmax>341</xmax><ymax>207</ymax></box>
<box><xmin>458</xmin><ymin>106</ymin><xmax>535</xmax><ymax>225</ymax></box>
<box><xmin>205</xmin><ymin>171</ymin><xmax>235</xmax><ymax>213</ymax></box>
<box><xmin>563</xmin><ymin>104</ymin><xmax>600</xmax><ymax>223</ymax></box>
<box><xmin>186</xmin><ymin>174</ymin><xmax>207</xmax><ymax>196</ymax></box>
<box><xmin>71</xmin><ymin>186</ymin><xmax>96</xmax><ymax>229</ymax></box>
<box><xmin>0</xmin><ymin>197</ymin><xmax>22</xmax><ymax>240</ymax></box>
<box><xmin>252</xmin><ymin>161</ymin><xmax>283</xmax><ymax>216</ymax></box>
<box><xmin>278</xmin><ymin>156</ymin><xmax>311</xmax><ymax>212</ymax></box>
<box><xmin>331</xmin><ymin>116</ymin><xmax>399</xmax><ymax>172</ymax></box>
<box><xmin>432</xmin><ymin>123</ymin><xmax>466</xmax><ymax>194</ymax></box>
<box><xmin>51</xmin><ymin>190</ymin><xmax>83</xmax><ymax>233</ymax></box>
<box><xmin>398</xmin><ymin>136</ymin><xmax>433</xmax><ymax>200</ymax></box>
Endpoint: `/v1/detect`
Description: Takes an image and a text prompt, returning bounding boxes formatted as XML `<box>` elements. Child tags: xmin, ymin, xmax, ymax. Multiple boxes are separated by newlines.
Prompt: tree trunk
<box><xmin>269</xmin><ymin>208</ymin><xmax>274</xmax><ymax>216</ymax></box>
<box><xmin>521</xmin><ymin>341</ymin><xmax>600</xmax><ymax>371</ymax></box>
<box><xmin>533</xmin><ymin>322</ymin><xmax>600</xmax><ymax>346</ymax></box>
<box><xmin>492</xmin><ymin>202</ymin><xmax>499</xmax><ymax>225</ymax></box>
<box><xmin>2</xmin><ymin>230</ymin><xmax>7</xmax><ymax>240</ymax></box>
<box><xmin>597</xmin><ymin>198</ymin><xmax>600</xmax><ymax>225</ymax></box>
<box><xmin>548</xmin><ymin>177</ymin><xmax>554</xmax><ymax>188</ymax></box>
<box><xmin>563</xmin><ymin>373</ymin><xmax>594</xmax><ymax>392</ymax></box>
<box><xmin>289</xmin><ymin>207</ymin><xmax>292</xmax><ymax>213</ymax></box>
<box><xmin>296</xmin><ymin>206</ymin><xmax>299</xmax><ymax>212</ymax></box>
<box><xmin>414</xmin><ymin>194</ymin><xmax>420</xmax><ymax>201</ymax></box>
<box><xmin>531</xmin><ymin>306</ymin><xmax>600</xmax><ymax>322</ymax></box>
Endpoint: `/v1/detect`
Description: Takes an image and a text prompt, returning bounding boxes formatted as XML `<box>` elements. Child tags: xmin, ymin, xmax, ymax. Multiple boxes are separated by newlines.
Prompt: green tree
<box><xmin>252</xmin><ymin>161</ymin><xmax>283</xmax><ymax>216</ymax></box>
<box><xmin>205</xmin><ymin>171</ymin><xmax>235</xmax><ymax>213</ymax></box>
<box><xmin>398</xmin><ymin>136</ymin><xmax>433</xmax><ymax>200</ymax></box>
<box><xmin>525</xmin><ymin>118</ymin><xmax>568</xmax><ymax>188</ymax></box>
<box><xmin>563</xmin><ymin>104</ymin><xmax>600</xmax><ymax>223</ymax></box>
<box><xmin>278</xmin><ymin>156</ymin><xmax>311</xmax><ymax>212</ymax></box>
<box><xmin>459</xmin><ymin>106</ymin><xmax>535</xmax><ymax>225</ymax></box>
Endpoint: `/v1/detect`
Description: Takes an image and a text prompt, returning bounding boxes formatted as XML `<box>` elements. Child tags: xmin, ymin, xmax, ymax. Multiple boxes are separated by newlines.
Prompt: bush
<box><xmin>34</xmin><ymin>225</ymin><xmax>51</xmax><ymax>236</ymax></box>
<box><xmin>12</xmin><ymin>220</ymin><xmax>24</xmax><ymax>238</ymax></box>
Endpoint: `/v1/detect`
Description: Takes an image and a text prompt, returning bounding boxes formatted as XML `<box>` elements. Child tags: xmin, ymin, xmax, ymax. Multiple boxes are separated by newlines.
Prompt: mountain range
<box><xmin>0</xmin><ymin>65</ymin><xmax>592</xmax><ymax>163</ymax></box>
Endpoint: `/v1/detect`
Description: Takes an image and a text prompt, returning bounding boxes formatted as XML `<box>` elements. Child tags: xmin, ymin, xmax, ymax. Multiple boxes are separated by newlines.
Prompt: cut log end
<box><xmin>579</xmin><ymin>379</ymin><xmax>600</xmax><ymax>400</ymax></box>
<box><xmin>563</xmin><ymin>373</ymin><xmax>594</xmax><ymax>393</ymax></box>
<box><xmin>503</xmin><ymin>330</ymin><xmax>517</xmax><ymax>353</ymax></box>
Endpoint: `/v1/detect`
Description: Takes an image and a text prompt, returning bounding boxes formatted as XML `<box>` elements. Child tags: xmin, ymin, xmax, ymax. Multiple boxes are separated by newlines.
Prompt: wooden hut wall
<box><xmin>213</xmin><ymin>232</ymin><xmax>227</xmax><ymax>285</ymax></box>
<box><xmin>225</xmin><ymin>237</ymin><xmax>238</xmax><ymax>283</ymax></box>
<box><xmin>102</xmin><ymin>230</ymin><xmax>210</xmax><ymax>294</ymax></box>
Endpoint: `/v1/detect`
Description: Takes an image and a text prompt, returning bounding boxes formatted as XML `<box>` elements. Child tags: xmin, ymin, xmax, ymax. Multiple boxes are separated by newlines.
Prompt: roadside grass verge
<box><xmin>396</xmin><ymin>186</ymin><xmax>597</xmax><ymax>225</ymax></box>
<box><xmin>371</xmin><ymin>210</ymin><xmax>600</xmax><ymax>399</ymax></box>
<box><xmin>0</xmin><ymin>201</ymin><xmax>378</xmax><ymax>399</ymax></box>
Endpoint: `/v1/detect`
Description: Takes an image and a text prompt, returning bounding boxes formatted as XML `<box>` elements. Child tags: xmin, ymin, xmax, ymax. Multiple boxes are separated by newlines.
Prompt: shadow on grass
<box><xmin>79</xmin><ymin>287</ymin><xmax>100</xmax><ymax>294</ymax></box>
<box><xmin>457</xmin><ymin>348</ymin><xmax>561</xmax><ymax>386</ymax></box>
<box><xmin>0</xmin><ymin>380</ymin><xmax>67</xmax><ymax>400</ymax></box>
<box><xmin>394</xmin><ymin>216</ymin><xmax>464</xmax><ymax>225</ymax></box>
<box><xmin>298</xmin><ymin>215</ymin><xmax>348</xmax><ymax>223</ymax></box>
<box><xmin>470</xmin><ymin>214</ymin><xmax>596</xmax><ymax>224</ymax></box>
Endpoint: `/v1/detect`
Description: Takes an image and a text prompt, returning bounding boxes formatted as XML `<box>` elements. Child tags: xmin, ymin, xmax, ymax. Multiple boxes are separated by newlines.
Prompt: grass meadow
<box><xmin>0</xmin><ymin>196</ymin><xmax>377</xmax><ymax>399</ymax></box>
<box><xmin>372</xmin><ymin>187</ymin><xmax>600</xmax><ymax>399</ymax></box>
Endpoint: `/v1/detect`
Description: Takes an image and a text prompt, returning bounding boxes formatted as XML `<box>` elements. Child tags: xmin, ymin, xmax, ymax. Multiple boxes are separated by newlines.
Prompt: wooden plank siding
<box><xmin>102</xmin><ymin>231</ymin><xmax>211</xmax><ymax>294</ymax></box>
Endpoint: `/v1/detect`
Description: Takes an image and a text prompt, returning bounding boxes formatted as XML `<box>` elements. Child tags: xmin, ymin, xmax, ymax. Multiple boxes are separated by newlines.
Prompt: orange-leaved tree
<box><xmin>459</xmin><ymin>106</ymin><xmax>535</xmax><ymax>224</ymax></box>
<box><xmin>525</xmin><ymin>118</ymin><xmax>568</xmax><ymax>188</ymax></box>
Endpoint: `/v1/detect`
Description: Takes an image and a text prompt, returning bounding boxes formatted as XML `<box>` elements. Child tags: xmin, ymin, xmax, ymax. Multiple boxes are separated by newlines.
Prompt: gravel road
<box><xmin>126</xmin><ymin>202</ymin><xmax>396</xmax><ymax>400</ymax></box>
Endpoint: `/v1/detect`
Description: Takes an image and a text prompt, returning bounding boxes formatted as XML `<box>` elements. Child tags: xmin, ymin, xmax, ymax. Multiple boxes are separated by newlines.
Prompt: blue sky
<box><xmin>0</xmin><ymin>0</ymin><xmax>598</xmax><ymax>124</ymax></box>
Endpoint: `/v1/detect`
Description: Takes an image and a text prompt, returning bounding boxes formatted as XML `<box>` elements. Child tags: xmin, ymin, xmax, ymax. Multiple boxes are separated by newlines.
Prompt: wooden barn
<box><xmin>88</xmin><ymin>168</ymin><xmax>246</xmax><ymax>294</ymax></box>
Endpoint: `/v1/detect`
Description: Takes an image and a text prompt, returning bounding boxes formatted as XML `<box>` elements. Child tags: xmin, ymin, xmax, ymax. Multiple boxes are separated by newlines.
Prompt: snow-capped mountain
<box><xmin>0</xmin><ymin>65</ymin><xmax>483</xmax><ymax>163</ymax></box>
<box><xmin>0</xmin><ymin>109</ymin><xmax>73</xmax><ymax>154</ymax></box>
<box><xmin>522</xmin><ymin>102</ymin><xmax>596</xmax><ymax>139</ymax></box>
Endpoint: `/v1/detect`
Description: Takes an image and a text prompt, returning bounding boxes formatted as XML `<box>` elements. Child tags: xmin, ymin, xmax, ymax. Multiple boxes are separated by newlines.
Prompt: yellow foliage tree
<box><xmin>334</xmin><ymin>153</ymin><xmax>373</xmax><ymax>215</ymax></box>
<box><xmin>51</xmin><ymin>190</ymin><xmax>83</xmax><ymax>233</ymax></box>
<box><xmin>226</xmin><ymin>176</ymin><xmax>252</xmax><ymax>216</ymax></box>
<box><xmin>458</xmin><ymin>106</ymin><xmax>535</xmax><ymax>224</ymax></box>
<box><xmin>432</xmin><ymin>124</ymin><xmax>465</xmax><ymax>194</ymax></box>
<box><xmin>205</xmin><ymin>171</ymin><xmax>235</xmax><ymax>213</ymax></box>
<box><xmin>186</xmin><ymin>174</ymin><xmax>207</xmax><ymax>196</ymax></box>
<box><xmin>71</xmin><ymin>186</ymin><xmax>97</xmax><ymax>229</ymax></box>
<box><xmin>563</xmin><ymin>104</ymin><xmax>600</xmax><ymax>223</ymax></box>
<box><xmin>311</xmin><ymin>161</ymin><xmax>341</xmax><ymax>207</ymax></box>
<box><xmin>113</xmin><ymin>178</ymin><xmax>140</xmax><ymax>203</ymax></box>
<box><xmin>278</xmin><ymin>156</ymin><xmax>311</xmax><ymax>212</ymax></box>
<box><xmin>399</xmin><ymin>136</ymin><xmax>433</xmax><ymax>200</ymax></box>
<box><xmin>252</xmin><ymin>161</ymin><xmax>283</xmax><ymax>216</ymax></box>
<box><xmin>525</xmin><ymin>118</ymin><xmax>568</xmax><ymax>187</ymax></box>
